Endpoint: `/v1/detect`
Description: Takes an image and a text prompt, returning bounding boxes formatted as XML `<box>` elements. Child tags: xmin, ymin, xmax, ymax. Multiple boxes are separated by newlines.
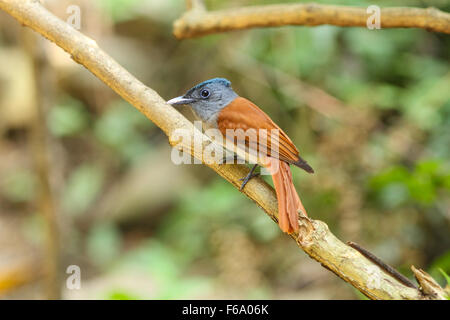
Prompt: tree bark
<box><xmin>173</xmin><ymin>1</ymin><xmax>450</xmax><ymax>39</ymax></box>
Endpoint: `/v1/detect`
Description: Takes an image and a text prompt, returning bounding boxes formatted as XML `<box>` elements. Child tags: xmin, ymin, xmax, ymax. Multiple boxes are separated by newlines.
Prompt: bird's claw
<box><xmin>238</xmin><ymin>172</ymin><xmax>260</xmax><ymax>181</ymax></box>
<box><xmin>239</xmin><ymin>164</ymin><xmax>259</xmax><ymax>191</ymax></box>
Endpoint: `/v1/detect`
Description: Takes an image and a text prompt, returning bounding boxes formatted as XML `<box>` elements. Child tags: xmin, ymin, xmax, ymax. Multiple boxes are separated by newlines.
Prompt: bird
<box><xmin>167</xmin><ymin>78</ymin><xmax>314</xmax><ymax>234</ymax></box>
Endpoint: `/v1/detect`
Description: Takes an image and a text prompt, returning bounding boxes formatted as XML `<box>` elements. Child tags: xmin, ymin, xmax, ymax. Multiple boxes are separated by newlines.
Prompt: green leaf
<box><xmin>48</xmin><ymin>99</ymin><xmax>89</xmax><ymax>137</ymax></box>
<box><xmin>107</xmin><ymin>290</ymin><xmax>140</xmax><ymax>300</ymax></box>
<box><xmin>439</xmin><ymin>268</ymin><xmax>450</xmax><ymax>286</ymax></box>
<box><xmin>0</xmin><ymin>170</ymin><xmax>36</xmax><ymax>203</ymax></box>
<box><xmin>94</xmin><ymin>101</ymin><xmax>152</xmax><ymax>162</ymax></box>
<box><xmin>62</xmin><ymin>164</ymin><xmax>104</xmax><ymax>216</ymax></box>
<box><xmin>87</xmin><ymin>223</ymin><xmax>122</xmax><ymax>269</ymax></box>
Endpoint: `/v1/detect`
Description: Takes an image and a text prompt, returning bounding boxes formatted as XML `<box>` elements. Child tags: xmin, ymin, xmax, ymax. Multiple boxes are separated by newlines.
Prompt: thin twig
<box><xmin>173</xmin><ymin>2</ymin><xmax>450</xmax><ymax>39</ymax></box>
<box><xmin>347</xmin><ymin>241</ymin><xmax>417</xmax><ymax>289</ymax></box>
<box><xmin>24</xmin><ymin>28</ymin><xmax>61</xmax><ymax>299</ymax></box>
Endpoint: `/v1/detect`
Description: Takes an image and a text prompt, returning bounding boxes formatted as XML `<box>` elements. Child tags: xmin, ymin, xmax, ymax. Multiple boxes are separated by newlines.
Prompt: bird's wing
<box><xmin>217</xmin><ymin>97</ymin><xmax>303</xmax><ymax>166</ymax></box>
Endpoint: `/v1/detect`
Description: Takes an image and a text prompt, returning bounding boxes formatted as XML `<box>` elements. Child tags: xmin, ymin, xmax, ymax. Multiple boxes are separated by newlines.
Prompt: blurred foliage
<box><xmin>1</xmin><ymin>170</ymin><xmax>36</xmax><ymax>203</ymax></box>
<box><xmin>48</xmin><ymin>97</ymin><xmax>90</xmax><ymax>137</ymax></box>
<box><xmin>94</xmin><ymin>101</ymin><xmax>154</xmax><ymax>163</ymax></box>
<box><xmin>369</xmin><ymin>160</ymin><xmax>450</xmax><ymax>207</ymax></box>
<box><xmin>98</xmin><ymin>0</ymin><xmax>140</xmax><ymax>22</ymax></box>
<box><xmin>62</xmin><ymin>163</ymin><xmax>105</xmax><ymax>216</ymax></box>
<box><xmin>0</xmin><ymin>0</ymin><xmax>449</xmax><ymax>300</ymax></box>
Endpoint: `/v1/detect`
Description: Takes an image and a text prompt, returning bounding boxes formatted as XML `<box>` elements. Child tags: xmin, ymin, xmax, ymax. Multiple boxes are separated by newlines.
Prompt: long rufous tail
<box><xmin>266</xmin><ymin>158</ymin><xmax>307</xmax><ymax>233</ymax></box>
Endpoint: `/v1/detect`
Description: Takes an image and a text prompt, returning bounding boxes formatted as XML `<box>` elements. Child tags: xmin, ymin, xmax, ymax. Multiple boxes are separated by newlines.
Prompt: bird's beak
<box><xmin>167</xmin><ymin>96</ymin><xmax>195</xmax><ymax>106</ymax></box>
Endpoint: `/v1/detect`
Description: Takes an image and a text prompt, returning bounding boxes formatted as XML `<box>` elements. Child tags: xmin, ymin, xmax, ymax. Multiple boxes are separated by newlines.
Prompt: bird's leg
<box><xmin>239</xmin><ymin>164</ymin><xmax>260</xmax><ymax>191</ymax></box>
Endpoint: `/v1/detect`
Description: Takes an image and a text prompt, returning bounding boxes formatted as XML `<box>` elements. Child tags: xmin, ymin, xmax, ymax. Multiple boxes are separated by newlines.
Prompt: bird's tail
<box><xmin>266</xmin><ymin>158</ymin><xmax>307</xmax><ymax>233</ymax></box>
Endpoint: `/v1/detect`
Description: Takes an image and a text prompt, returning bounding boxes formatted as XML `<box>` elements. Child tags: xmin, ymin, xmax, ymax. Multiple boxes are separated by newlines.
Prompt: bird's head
<box><xmin>167</xmin><ymin>78</ymin><xmax>238</xmax><ymax>123</ymax></box>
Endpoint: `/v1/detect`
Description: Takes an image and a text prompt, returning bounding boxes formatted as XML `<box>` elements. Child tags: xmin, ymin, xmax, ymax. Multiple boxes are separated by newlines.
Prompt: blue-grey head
<box><xmin>167</xmin><ymin>78</ymin><xmax>238</xmax><ymax>124</ymax></box>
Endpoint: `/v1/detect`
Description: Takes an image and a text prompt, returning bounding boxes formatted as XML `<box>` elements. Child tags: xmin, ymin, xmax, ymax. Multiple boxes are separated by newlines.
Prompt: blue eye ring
<box><xmin>200</xmin><ymin>89</ymin><xmax>210</xmax><ymax>98</ymax></box>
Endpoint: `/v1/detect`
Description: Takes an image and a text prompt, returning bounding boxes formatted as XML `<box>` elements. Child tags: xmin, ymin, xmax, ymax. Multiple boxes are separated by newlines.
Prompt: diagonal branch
<box><xmin>173</xmin><ymin>1</ymin><xmax>450</xmax><ymax>39</ymax></box>
<box><xmin>0</xmin><ymin>0</ymin><xmax>446</xmax><ymax>300</ymax></box>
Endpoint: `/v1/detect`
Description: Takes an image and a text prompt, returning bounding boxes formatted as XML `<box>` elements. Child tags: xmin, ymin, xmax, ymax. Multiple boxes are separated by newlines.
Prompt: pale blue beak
<box><xmin>167</xmin><ymin>96</ymin><xmax>195</xmax><ymax>105</ymax></box>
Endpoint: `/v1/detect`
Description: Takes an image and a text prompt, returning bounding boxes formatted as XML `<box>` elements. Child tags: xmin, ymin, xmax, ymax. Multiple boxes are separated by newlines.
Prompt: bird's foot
<box><xmin>239</xmin><ymin>164</ymin><xmax>259</xmax><ymax>191</ymax></box>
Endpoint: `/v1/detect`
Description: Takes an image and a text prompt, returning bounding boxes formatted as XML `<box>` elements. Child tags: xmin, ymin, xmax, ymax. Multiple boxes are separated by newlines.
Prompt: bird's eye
<box><xmin>200</xmin><ymin>89</ymin><xmax>210</xmax><ymax>98</ymax></box>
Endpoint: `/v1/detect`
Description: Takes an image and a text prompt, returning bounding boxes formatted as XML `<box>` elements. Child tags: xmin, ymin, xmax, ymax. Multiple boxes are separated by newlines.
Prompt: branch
<box><xmin>173</xmin><ymin>1</ymin><xmax>450</xmax><ymax>39</ymax></box>
<box><xmin>412</xmin><ymin>266</ymin><xmax>449</xmax><ymax>300</ymax></box>
<box><xmin>25</xmin><ymin>29</ymin><xmax>61</xmax><ymax>300</ymax></box>
<box><xmin>0</xmin><ymin>0</ymin><xmax>445</xmax><ymax>300</ymax></box>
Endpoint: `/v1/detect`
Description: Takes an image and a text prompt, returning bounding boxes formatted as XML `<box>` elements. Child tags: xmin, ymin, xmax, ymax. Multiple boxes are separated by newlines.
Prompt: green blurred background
<box><xmin>0</xmin><ymin>0</ymin><xmax>449</xmax><ymax>299</ymax></box>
